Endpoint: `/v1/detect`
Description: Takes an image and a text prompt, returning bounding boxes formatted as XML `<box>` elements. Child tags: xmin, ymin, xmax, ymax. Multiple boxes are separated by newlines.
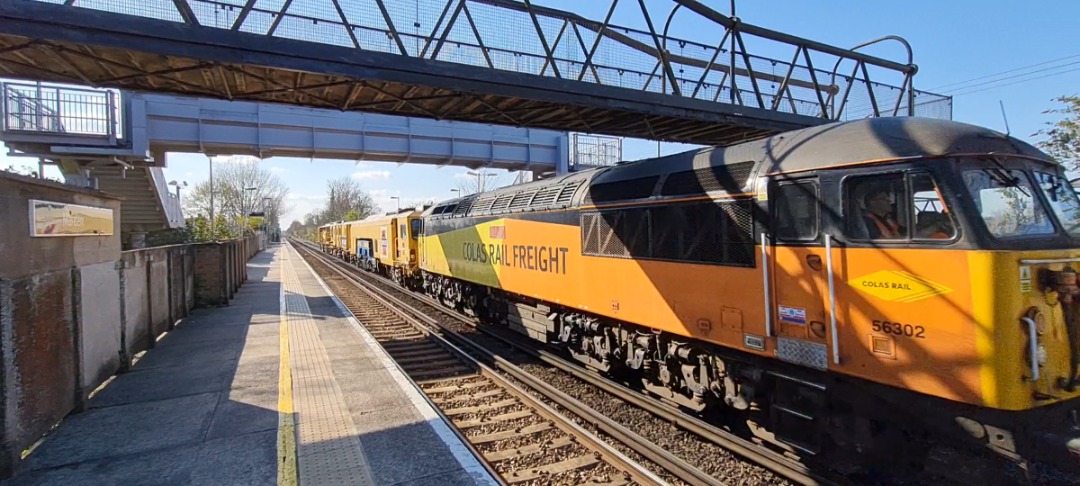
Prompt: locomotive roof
<box><xmin>594</xmin><ymin>117</ymin><xmax>1050</xmax><ymax>186</ymax></box>
<box><xmin>424</xmin><ymin>117</ymin><xmax>1054</xmax><ymax>213</ymax></box>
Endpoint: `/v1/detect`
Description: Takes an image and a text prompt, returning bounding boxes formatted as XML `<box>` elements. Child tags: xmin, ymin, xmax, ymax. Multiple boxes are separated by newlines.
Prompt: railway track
<box><xmin>292</xmin><ymin>238</ymin><xmax>828</xmax><ymax>485</ymax></box>
<box><xmin>292</xmin><ymin>241</ymin><xmax>716</xmax><ymax>486</ymax></box>
<box><xmin>293</xmin><ymin>239</ymin><xmax>847</xmax><ymax>486</ymax></box>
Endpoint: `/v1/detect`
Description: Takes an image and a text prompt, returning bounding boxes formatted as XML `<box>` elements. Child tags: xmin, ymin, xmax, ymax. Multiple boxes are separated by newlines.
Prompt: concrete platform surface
<box><xmin>2</xmin><ymin>243</ymin><xmax>497</xmax><ymax>486</ymax></box>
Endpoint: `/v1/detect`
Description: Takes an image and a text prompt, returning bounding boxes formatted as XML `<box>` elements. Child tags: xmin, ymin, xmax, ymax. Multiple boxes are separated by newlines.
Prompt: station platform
<box><xmin>4</xmin><ymin>243</ymin><xmax>497</xmax><ymax>486</ymax></box>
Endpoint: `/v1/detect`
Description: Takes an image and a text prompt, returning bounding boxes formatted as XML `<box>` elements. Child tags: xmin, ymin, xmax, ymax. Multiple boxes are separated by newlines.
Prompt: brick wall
<box><xmin>193</xmin><ymin>243</ymin><xmax>225</xmax><ymax>306</ymax></box>
<box><xmin>192</xmin><ymin>236</ymin><xmax>259</xmax><ymax>308</ymax></box>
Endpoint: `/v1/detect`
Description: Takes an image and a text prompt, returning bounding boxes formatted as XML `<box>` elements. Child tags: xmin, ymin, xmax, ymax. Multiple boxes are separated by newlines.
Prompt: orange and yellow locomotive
<box><xmin>416</xmin><ymin>117</ymin><xmax>1080</xmax><ymax>479</ymax></box>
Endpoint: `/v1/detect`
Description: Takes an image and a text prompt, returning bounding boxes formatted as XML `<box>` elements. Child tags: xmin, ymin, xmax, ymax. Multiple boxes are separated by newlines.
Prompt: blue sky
<box><xmin>3</xmin><ymin>0</ymin><xmax>1079</xmax><ymax>224</ymax></box>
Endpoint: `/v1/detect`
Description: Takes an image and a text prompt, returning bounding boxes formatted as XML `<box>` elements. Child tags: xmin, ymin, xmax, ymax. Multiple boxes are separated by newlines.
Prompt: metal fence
<box><xmin>1</xmin><ymin>82</ymin><xmax>118</xmax><ymax>138</ymax></box>
<box><xmin>571</xmin><ymin>133</ymin><xmax>623</xmax><ymax>168</ymax></box>
<box><xmin>38</xmin><ymin>0</ymin><xmax>952</xmax><ymax>122</ymax></box>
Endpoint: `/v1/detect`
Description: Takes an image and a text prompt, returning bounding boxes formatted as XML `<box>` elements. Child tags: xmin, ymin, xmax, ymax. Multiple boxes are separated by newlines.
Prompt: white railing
<box><xmin>1</xmin><ymin>81</ymin><xmax>117</xmax><ymax>142</ymax></box>
<box><xmin>149</xmin><ymin>167</ymin><xmax>185</xmax><ymax>229</ymax></box>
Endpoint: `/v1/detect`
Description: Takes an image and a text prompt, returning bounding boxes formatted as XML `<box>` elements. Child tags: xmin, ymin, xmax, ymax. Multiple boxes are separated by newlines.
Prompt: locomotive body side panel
<box><xmin>828</xmin><ymin>247</ymin><xmax>981</xmax><ymax>405</ymax></box>
<box><xmin>402</xmin><ymin>117</ymin><xmax>1080</xmax><ymax>473</ymax></box>
<box><xmin>421</xmin><ymin>210</ymin><xmax>995</xmax><ymax>406</ymax></box>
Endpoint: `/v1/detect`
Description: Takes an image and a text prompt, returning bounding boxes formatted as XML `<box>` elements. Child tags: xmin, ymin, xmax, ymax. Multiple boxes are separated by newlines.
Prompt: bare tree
<box><xmin>455</xmin><ymin>168</ymin><xmax>506</xmax><ymax>195</ymax></box>
<box><xmin>184</xmin><ymin>156</ymin><xmax>288</xmax><ymax>233</ymax></box>
<box><xmin>321</xmin><ymin>176</ymin><xmax>379</xmax><ymax>222</ymax></box>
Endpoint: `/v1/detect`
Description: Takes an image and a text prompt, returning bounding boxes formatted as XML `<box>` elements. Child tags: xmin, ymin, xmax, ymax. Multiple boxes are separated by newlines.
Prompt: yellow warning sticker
<box><xmin>755</xmin><ymin>177</ymin><xmax>768</xmax><ymax>201</ymax></box>
<box><xmin>848</xmin><ymin>270</ymin><xmax>953</xmax><ymax>303</ymax></box>
<box><xmin>1019</xmin><ymin>265</ymin><xmax>1032</xmax><ymax>293</ymax></box>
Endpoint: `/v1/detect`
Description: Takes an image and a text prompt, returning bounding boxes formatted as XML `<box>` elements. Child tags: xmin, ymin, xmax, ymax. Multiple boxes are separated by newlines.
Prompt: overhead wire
<box><xmin>939</xmin><ymin>60</ymin><xmax>1080</xmax><ymax>95</ymax></box>
<box><xmin>948</xmin><ymin>65</ymin><xmax>1080</xmax><ymax>97</ymax></box>
<box><xmin>927</xmin><ymin>53</ymin><xmax>1080</xmax><ymax>91</ymax></box>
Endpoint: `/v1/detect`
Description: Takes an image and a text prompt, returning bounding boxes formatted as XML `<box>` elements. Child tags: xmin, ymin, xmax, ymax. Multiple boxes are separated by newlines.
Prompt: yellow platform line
<box><xmin>278</xmin><ymin>251</ymin><xmax>298</xmax><ymax>486</ymax></box>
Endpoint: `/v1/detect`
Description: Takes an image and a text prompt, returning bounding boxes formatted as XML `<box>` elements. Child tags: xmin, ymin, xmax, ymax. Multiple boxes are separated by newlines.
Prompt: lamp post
<box><xmin>238</xmin><ymin>186</ymin><xmax>256</xmax><ymax>236</ymax></box>
<box><xmin>261</xmin><ymin>196</ymin><xmax>273</xmax><ymax>237</ymax></box>
<box><xmin>467</xmin><ymin>170</ymin><xmax>496</xmax><ymax>193</ymax></box>
<box><xmin>168</xmin><ymin>180</ymin><xmax>187</xmax><ymax>200</ymax></box>
<box><xmin>450</xmin><ymin>188</ymin><xmax>460</xmax><ymax>197</ymax></box>
<box><xmin>208</xmin><ymin>156</ymin><xmax>215</xmax><ymax>240</ymax></box>
<box><xmin>390</xmin><ymin>196</ymin><xmax>400</xmax><ymax>212</ymax></box>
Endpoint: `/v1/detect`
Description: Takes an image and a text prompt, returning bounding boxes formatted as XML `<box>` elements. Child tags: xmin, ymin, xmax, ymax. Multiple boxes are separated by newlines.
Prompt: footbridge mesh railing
<box><xmin>29</xmin><ymin>0</ymin><xmax>951</xmax><ymax>122</ymax></box>
<box><xmin>1</xmin><ymin>81</ymin><xmax>117</xmax><ymax>137</ymax></box>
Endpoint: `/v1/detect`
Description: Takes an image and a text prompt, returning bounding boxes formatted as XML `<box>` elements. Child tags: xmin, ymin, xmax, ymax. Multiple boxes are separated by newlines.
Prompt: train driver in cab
<box><xmin>862</xmin><ymin>186</ymin><xmax>904</xmax><ymax>239</ymax></box>
<box><xmin>916</xmin><ymin>211</ymin><xmax>953</xmax><ymax>239</ymax></box>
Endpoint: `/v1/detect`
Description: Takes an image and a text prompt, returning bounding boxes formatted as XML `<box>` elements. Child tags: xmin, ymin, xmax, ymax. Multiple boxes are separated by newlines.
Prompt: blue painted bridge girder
<box><xmin>134</xmin><ymin>93</ymin><xmax>568</xmax><ymax>173</ymax></box>
<box><xmin>1</xmin><ymin>87</ymin><xmax>569</xmax><ymax>174</ymax></box>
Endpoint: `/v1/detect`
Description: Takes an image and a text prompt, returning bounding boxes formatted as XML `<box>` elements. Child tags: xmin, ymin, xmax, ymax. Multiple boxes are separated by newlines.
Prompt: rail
<box><xmin>39</xmin><ymin>0</ymin><xmax>951</xmax><ymax>121</ymax></box>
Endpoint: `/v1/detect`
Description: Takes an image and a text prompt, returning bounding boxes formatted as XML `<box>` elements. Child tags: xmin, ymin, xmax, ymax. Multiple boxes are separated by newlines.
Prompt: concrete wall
<box><xmin>77</xmin><ymin>261</ymin><xmax>122</xmax><ymax>396</ymax></box>
<box><xmin>148</xmin><ymin>249</ymin><xmax>170</xmax><ymax>339</ymax></box>
<box><xmin>119</xmin><ymin>245</ymin><xmax>194</xmax><ymax>360</ymax></box>
<box><xmin>0</xmin><ymin>172</ymin><xmax>264</xmax><ymax>479</ymax></box>
<box><xmin>0</xmin><ymin>270</ymin><xmax>76</xmax><ymax>468</ymax></box>
<box><xmin>0</xmin><ymin>172</ymin><xmax>120</xmax><ymax>477</ymax></box>
<box><xmin>120</xmin><ymin>251</ymin><xmax>150</xmax><ymax>358</ymax></box>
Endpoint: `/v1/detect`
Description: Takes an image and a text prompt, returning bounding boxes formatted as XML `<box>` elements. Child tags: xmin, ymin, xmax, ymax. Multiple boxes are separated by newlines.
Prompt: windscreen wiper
<box><xmin>983</xmin><ymin>156</ymin><xmax>1030</xmax><ymax>196</ymax></box>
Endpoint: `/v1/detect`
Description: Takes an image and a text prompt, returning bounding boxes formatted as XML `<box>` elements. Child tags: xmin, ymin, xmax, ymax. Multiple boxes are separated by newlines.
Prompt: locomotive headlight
<box><xmin>1034</xmin><ymin>311</ymin><xmax>1049</xmax><ymax>335</ymax></box>
<box><xmin>1038</xmin><ymin>344</ymin><xmax>1048</xmax><ymax>365</ymax></box>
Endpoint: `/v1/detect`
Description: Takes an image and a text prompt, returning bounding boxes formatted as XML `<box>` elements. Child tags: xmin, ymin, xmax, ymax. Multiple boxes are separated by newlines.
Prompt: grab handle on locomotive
<box><xmin>760</xmin><ymin>232</ymin><xmax>772</xmax><ymax>338</ymax></box>
<box><xmin>826</xmin><ymin>234</ymin><xmax>840</xmax><ymax>365</ymax></box>
<box><xmin>1021</xmin><ymin>316</ymin><xmax>1040</xmax><ymax>382</ymax></box>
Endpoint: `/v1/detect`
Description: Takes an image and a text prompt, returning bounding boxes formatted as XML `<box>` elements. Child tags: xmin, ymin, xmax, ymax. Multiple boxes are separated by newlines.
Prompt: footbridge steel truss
<box><xmin>0</xmin><ymin>0</ymin><xmax>951</xmax><ymax>146</ymax></box>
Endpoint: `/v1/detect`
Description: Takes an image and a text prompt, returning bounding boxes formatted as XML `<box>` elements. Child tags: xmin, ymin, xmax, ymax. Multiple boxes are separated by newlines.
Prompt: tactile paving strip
<box><xmin>282</xmin><ymin>251</ymin><xmax>376</xmax><ymax>486</ymax></box>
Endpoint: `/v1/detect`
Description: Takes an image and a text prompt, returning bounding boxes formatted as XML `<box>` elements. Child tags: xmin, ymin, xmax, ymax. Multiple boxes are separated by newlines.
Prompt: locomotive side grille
<box><xmin>470</xmin><ymin>194</ymin><xmax>498</xmax><ymax>214</ymax></box>
<box><xmin>587</xmin><ymin>176</ymin><xmax>660</xmax><ymax>203</ymax></box>
<box><xmin>660</xmin><ymin>161</ymin><xmax>756</xmax><ymax>197</ymax></box>
<box><xmin>452</xmin><ymin>196</ymin><xmax>476</xmax><ymax>217</ymax></box>
<box><xmin>556</xmin><ymin>181</ymin><xmax>583</xmax><ymax>206</ymax></box>
<box><xmin>438</xmin><ymin>203</ymin><xmax>457</xmax><ymax>217</ymax></box>
<box><xmin>581</xmin><ymin>198</ymin><xmax>754</xmax><ymax>267</ymax></box>
<box><xmin>444</xmin><ymin>180</ymin><xmax>585</xmax><ymax>218</ymax></box>
<box><xmin>509</xmin><ymin>190</ymin><xmax>537</xmax><ymax>211</ymax></box>
<box><xmin>599</xmin><ymin>211</ymin><xmax>630</xmax><ymax>258</ymax></box>
<box><xmin>581</xmin><ymin>212</ymin><xmax>601</xmax><ymax>254</ymax></box>
<box><xmin>491</xmin><ymin>193</ymin><xmax>515</xmax><ymax>212</ymax></box>
<box><xmin>621</xmin><ymin>207</ymin><xmax>651</xmax><ymax>257</ymax></box>
<box><xmin>529</xmin><ymin>186</ymin><xmax>563</xmax><ymax>209</ymax></box>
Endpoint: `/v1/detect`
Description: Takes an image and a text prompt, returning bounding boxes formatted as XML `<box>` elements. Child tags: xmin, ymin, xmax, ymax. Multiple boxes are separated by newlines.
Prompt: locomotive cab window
<box><xmin>964</xmin><ymin>169</ymin><xmax>1053</xmax><ymax>238</ymax></box>
<box><xmin>845</xmin><ymin>172</ymin><xmax>955</xmax><ymax>242</ymax></box>
<box><xmin>411</xmin><ymin>219</ymin><xmax>422</xmax><ymax>239</ymax></box>
<box><xmin>774</xmin><ymin>180</ymin><xmax>819</xmax><ymax>241</ymax></box>
<box><xmin>1034</xmin><ymin>170</ymin><xmax>1080</xmax><ymax>236</ymax></box>
<box><xmin>910</xmin><ymin>173</ymin><xmax>956</xmax><ymax>240</ymax></box>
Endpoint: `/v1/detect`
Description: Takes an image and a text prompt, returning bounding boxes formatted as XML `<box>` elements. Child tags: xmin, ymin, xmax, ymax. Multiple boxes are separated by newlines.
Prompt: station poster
<box><xmin>29</xmin><ymin>199</ymin><xmax>114</xmax><ymax>237</ymax></box>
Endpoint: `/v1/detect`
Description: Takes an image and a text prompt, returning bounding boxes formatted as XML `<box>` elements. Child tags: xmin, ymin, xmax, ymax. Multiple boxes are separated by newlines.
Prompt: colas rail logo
<box><xmin>848</xmin><ymin>270</ymin><xmax>953</xmax><ymax>303</ymax></box>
